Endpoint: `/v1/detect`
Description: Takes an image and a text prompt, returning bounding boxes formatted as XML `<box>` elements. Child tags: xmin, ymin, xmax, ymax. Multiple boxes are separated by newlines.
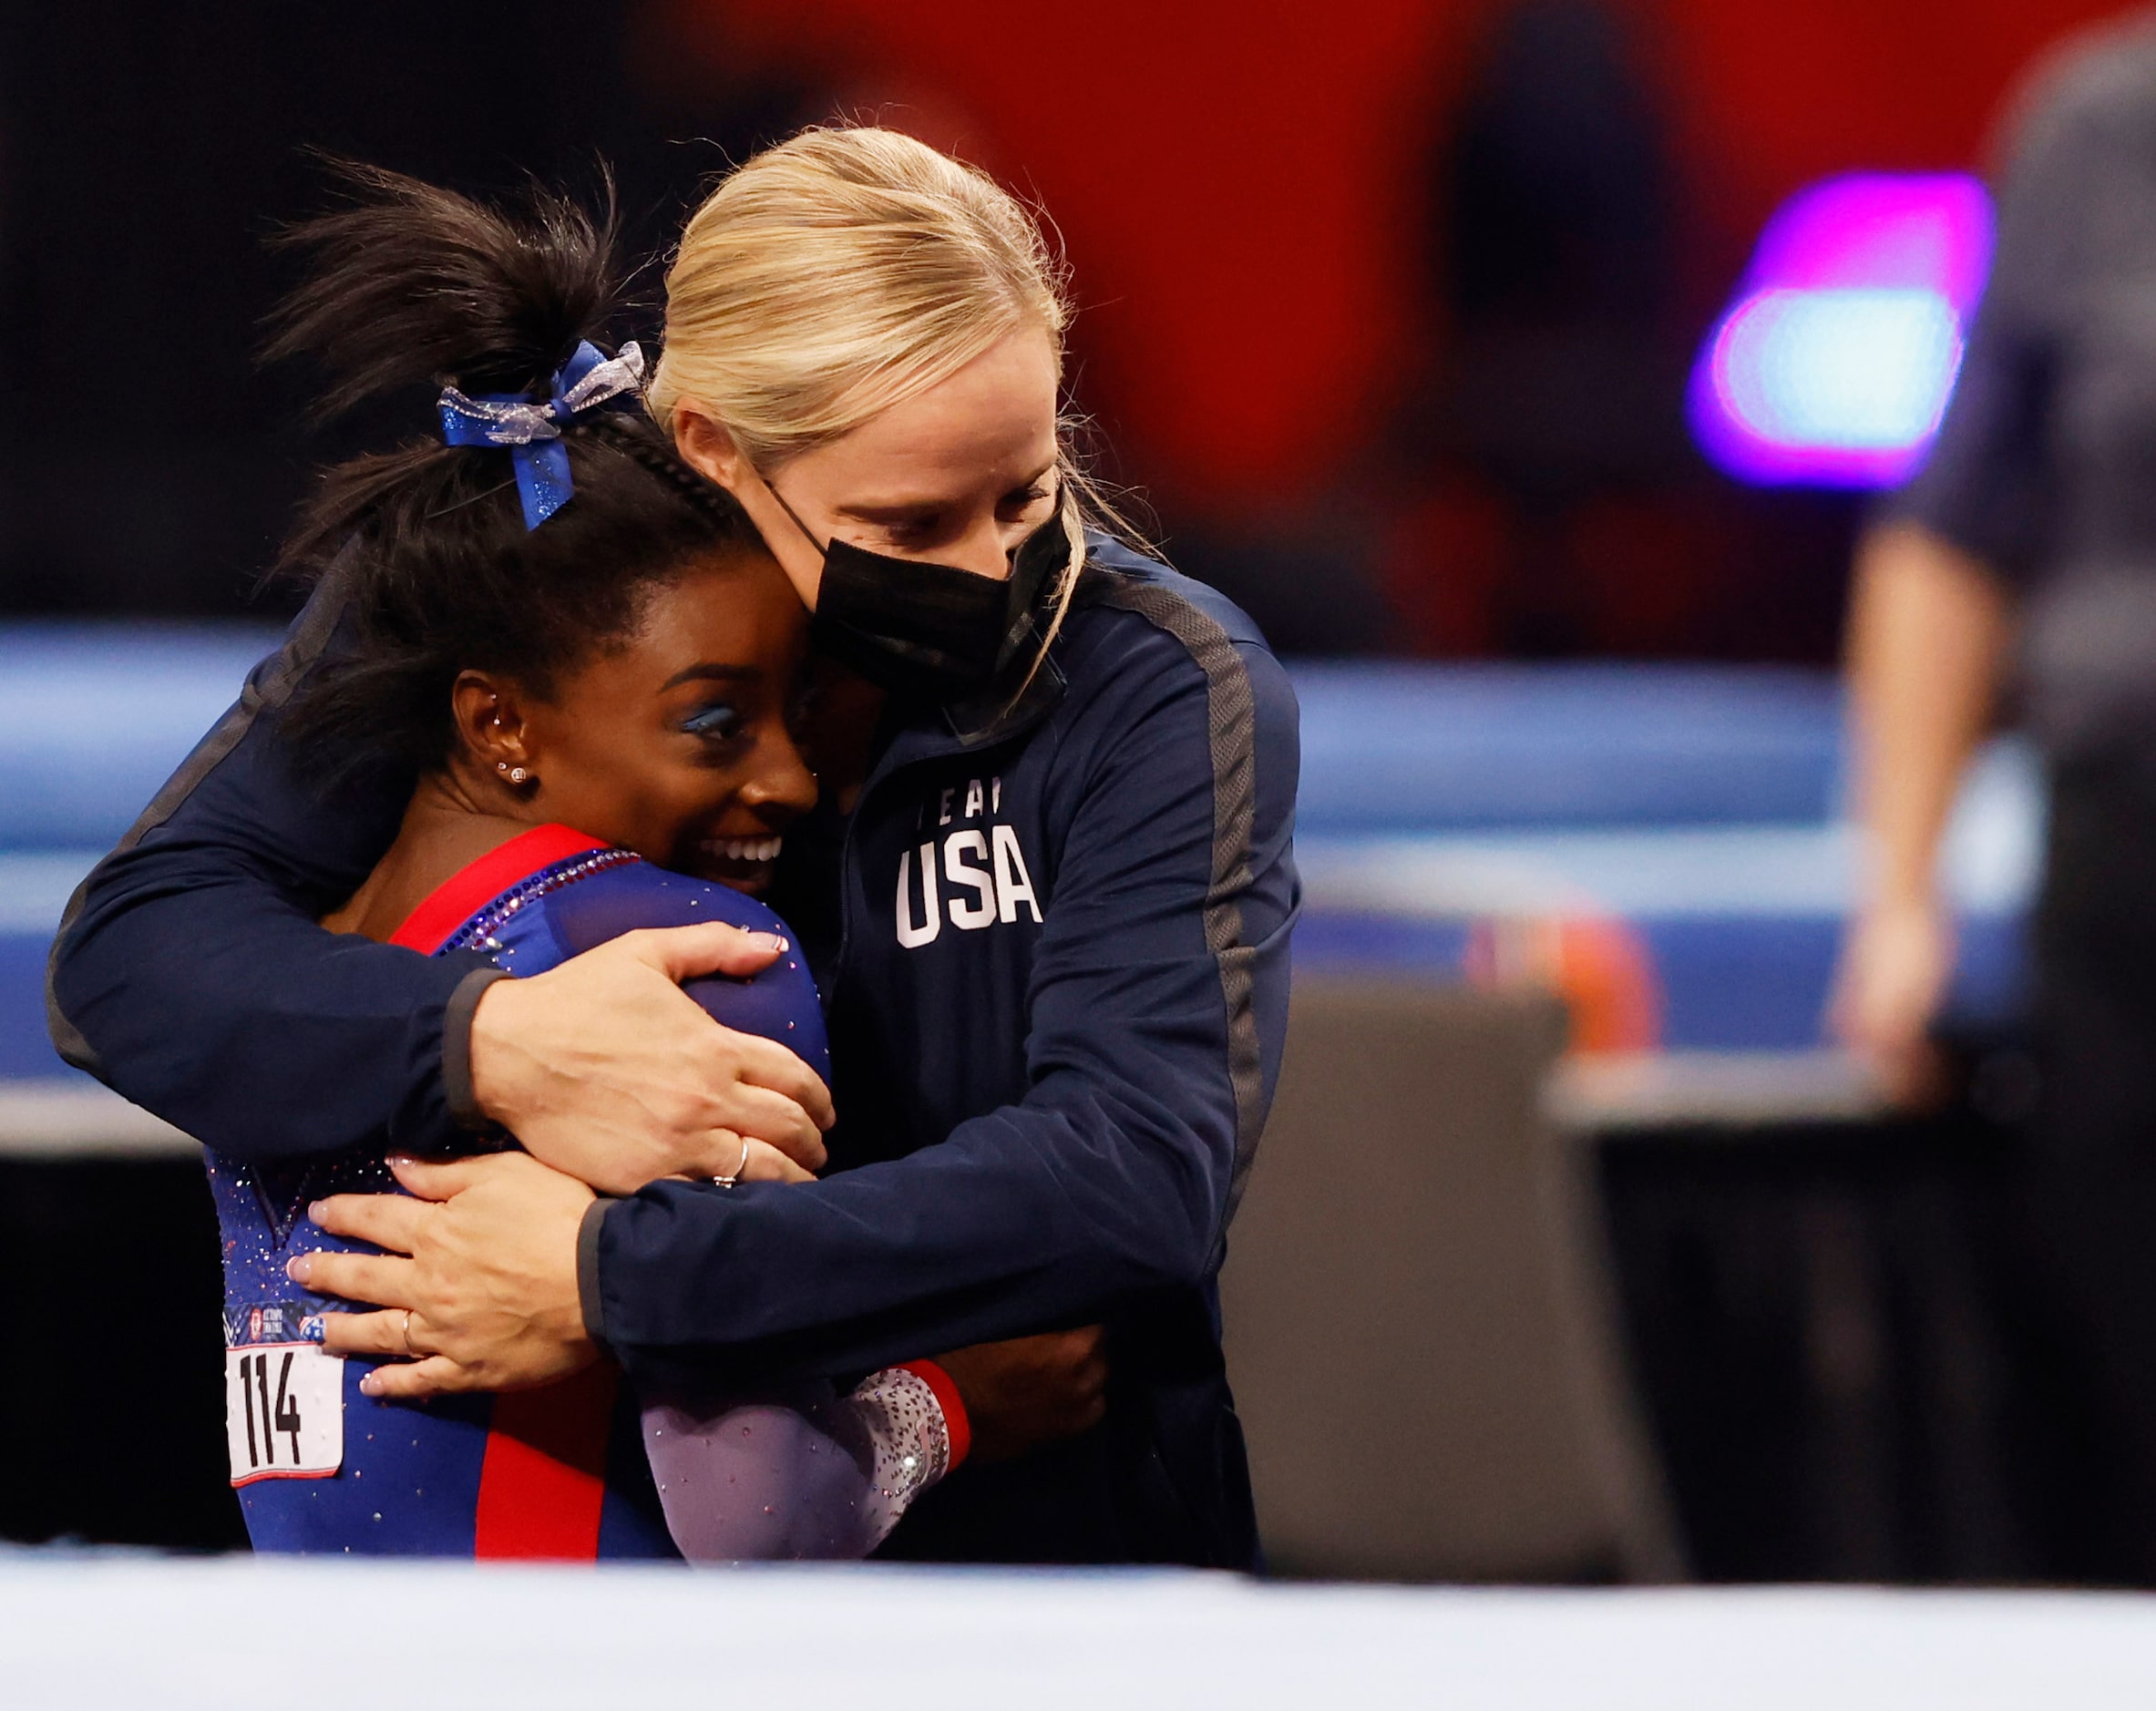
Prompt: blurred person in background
<box><xmin>1833</xmin><ymin>10</ymin><xmax>2156</xmax><ymax>1582</ymax></box>
<box><xmin>1379</xmin><ymin>0</ymin><xmax>1829</xmax><ymax>666</ymax></box>
<box><xmin>1398</xmin><ymin>0</ymin><xmax>1689</xmax><ymax>659</ymax></box>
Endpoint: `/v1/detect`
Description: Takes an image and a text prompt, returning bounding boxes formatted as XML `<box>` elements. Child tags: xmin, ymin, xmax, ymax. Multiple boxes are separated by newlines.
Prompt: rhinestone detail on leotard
<box><xmin>849</xmin><ymin>1365</ymin><xmax>953</xmax><ymax>1515</ymax></box>
<box><xmin>438</xmin><ymin>848</ymin><xmax>640</xmax><ymax>955</ymax></box>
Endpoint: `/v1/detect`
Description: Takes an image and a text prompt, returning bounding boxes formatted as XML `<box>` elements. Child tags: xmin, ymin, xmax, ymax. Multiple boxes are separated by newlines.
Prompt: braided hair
<box><xmin>272</xmin><ymin>161</ymin><xmax>761</xmax><ymax>782</ymax></box>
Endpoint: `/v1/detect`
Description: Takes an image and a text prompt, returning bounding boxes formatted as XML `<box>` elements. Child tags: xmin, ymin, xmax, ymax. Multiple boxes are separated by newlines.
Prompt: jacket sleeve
<box><xmin>46</xmin><ymin>573</ymin><xmax>498</xmax><ymax>1159</ymax></box>
<box><xmin>588</xmin><ymin>607</ymin><xmax>1300</xmax><ymax>1391</ymax></box>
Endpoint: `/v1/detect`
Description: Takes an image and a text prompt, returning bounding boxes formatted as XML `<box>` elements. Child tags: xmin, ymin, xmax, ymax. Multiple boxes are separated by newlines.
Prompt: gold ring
<box><xmin>402</xmin><ymin>1307</ymin><xmax>418</xmax><ymax>1358</ymax></box>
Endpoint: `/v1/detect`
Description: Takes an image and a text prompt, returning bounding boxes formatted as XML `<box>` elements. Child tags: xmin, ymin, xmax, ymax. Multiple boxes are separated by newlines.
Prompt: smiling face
<box><xmin>675</xmin><ymin>325</ymin><xmax>1063</xmax><ymax>606</ymax></box>
<box><xmin>465</xmin><ymin>546</ymin><xmax>816</xmax><ymax>896</ymax></box>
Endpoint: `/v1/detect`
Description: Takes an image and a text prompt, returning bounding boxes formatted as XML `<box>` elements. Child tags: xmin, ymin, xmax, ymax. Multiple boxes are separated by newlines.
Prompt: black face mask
<box><xmin>775</xmin><ymin>493</ymin><xmax>1074</xmax><ymax>704</ymax></box>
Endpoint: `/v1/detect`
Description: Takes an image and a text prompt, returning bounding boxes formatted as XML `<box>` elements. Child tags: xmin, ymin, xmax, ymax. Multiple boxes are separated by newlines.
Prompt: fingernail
<box><xmin>285</xmin><ymin>1255</ymin><xmax>312</xmax><ymax>1283</ymax></box>
<box><xmin>358</xmin><ymin>1372</ymin><xmax>382</xmax><ymax>1397</ymax></box>
<box><xmin>306</xmin><ymin>1200</ymin><xmax>327</xmax><ymax>1224</ymax></box>
<box><xmin>750</xmin><ymin>932</ymin><xmax>789</xmax><ymax>953</ymax></box>
<box><xmin>385</xmin><ymin>1156</ymin><xmax>416</xmax><ymax>1170</ymax></box>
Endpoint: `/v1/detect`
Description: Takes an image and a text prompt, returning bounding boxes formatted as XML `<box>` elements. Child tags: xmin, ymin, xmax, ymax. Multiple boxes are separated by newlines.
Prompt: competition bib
<box><xmin>225</xmin><ymin>1343</ymin><xmax>344</xmax><ymax>1485</ymax></box>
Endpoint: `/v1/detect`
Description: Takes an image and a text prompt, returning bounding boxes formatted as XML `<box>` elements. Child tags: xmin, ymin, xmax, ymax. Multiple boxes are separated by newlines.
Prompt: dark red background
<box><xmin>659</xmin><ymin>1</ymin><xmax>2130</xmax><ymax>510</ymax></box>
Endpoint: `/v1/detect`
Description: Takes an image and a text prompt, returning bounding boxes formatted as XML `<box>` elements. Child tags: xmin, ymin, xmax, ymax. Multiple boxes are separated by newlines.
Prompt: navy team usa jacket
<box><xmin>48</xmin><ymin>535</ymin><xmax>1302</xmax><ymax>1567</ymax></box>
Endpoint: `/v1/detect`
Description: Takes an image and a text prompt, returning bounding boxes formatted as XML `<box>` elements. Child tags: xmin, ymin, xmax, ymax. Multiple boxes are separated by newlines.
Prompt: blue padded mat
<box><xmin>0</xmin><ymin>931</ymin><xmax>64</xmax><ymax>1078</ymax></box>
<box><xmin>0</xmin><ymin>624</ymin><xmax>276</xmax><ymax>1083</ymax></box>
<box><xmin>0</xmin><ymin>622</ymin><xmax>280</xmax><ymax>850</ymax></box>
<box><xmin>0</xmin><ymin>630</ymin><xmax>2035</xmax><ymax>1083</ymax></box>
<box><xmin>4</xmin><ymin>636</ymin><xmax>1842</xmax><ymax>846</ymax></box>
<box><xmin>1293</xmin><ymin>909</ymin><xmax>2028</xmax><ymax>1051</ymax></box>
<box><xmin>1289</xmin><ymin>661</ymin><xmax>1847</xmax><ymax>834</ymax></box>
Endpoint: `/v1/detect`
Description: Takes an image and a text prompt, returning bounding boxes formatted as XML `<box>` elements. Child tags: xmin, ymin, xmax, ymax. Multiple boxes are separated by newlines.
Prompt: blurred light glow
<box><xmin>1689</xmin><ymin>174</ymin><xmax>1994</xmax><ymax>487</ymax></box>
<box><xmin>1711</xmin><ymin>289</ymin><xmax>1963</xmax><ymax>450</ymax></box>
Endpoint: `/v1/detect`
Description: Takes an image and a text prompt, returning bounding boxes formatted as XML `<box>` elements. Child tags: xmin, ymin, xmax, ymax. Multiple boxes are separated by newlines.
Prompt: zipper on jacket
<box><xmin>824</xmin><ymin>721</ymin><xmax>1042</xmax><ymax>1025</ymax></box>
<box><xmin>819</xmin><ymin>584</ymin><xmax>1091</xmax><ymax>1026</ymax></box>
<box><xmin>826</xmin><ymin>732</ymin><xmax>939</xmax><ymax>1027</ymax></box>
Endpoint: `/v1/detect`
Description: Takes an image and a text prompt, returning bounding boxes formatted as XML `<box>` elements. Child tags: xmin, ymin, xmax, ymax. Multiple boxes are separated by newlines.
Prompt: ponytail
<box><xmin>267</xmin><ymin>162</ymin><xmax>761</xmax><ymax>783</ymax></box>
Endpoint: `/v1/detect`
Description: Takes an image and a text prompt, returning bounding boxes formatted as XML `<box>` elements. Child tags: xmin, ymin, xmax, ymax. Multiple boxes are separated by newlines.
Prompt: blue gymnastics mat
<box><xmin>0</xmin><ymin>628</ymin><xmax>2040</xmax><ymax>1090</ymax></box>
<box><xmin>0</xmin><ymin>624</ymin><xmax>279</xmax><ymax>1088</ymax></box>
<box><xmin>1291</xmin><ymin>662</ymin><xmax>2037</xmax><ymax>1052</ymax></box>
<box><xmin>10</xmin><ymin>640</ymin><xmax>1854</xmax><ymax>849</ymax></box>
<box><xmin>1289</xmin><ymin>660</ymin><xmax>1847</xmax><ymax>834</ymax></box>
<box><xmin>0</xmin><ymin>622</ymin><xmax>280</xmax><ymax>850</ymax></box>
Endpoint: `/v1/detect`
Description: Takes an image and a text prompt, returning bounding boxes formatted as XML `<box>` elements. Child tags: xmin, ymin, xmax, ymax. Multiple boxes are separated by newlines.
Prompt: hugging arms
<box><xmin>50</xmin><ymin>132</ymin><xmax>1300</xmax><ymax>1567</ymax></box>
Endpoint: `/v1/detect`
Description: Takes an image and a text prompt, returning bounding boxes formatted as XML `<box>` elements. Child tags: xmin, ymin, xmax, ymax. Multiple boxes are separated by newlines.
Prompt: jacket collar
<box><xmin>940</xmin><ymin>641</ymin><xmax>1069</xmax><ymax>747</ymax></box>
<box><xmin>868</xmin><ymin>643</ymin><xmax>1065</xmax><ymax>777</ymax></box>
<box><xmin>874</xmin><ymin>556</ymin><xmax>1117</xmax><ymax>766</ymax></box>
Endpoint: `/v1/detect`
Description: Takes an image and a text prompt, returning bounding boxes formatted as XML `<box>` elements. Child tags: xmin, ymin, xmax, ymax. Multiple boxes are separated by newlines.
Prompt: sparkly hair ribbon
<box><xmin>436</xmin><ymin>340</ymin><xmax>647</xmax><ymax>530</ymax></box>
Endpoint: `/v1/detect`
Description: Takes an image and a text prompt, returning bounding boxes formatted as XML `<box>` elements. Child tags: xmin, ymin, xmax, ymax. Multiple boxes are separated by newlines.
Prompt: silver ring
<box><xmin>401</xmin><ymin>1308</ymin><xmax>418</xmax><ymax>1358</ymax></box>
<box><xmin>713</xmin><ymin>1134</ymin><xmax>752</xmax><ymax>1190</ymax></box>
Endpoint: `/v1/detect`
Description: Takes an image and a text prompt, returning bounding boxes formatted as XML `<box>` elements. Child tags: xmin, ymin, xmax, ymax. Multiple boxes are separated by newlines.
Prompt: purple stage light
<box><xmin>1689</xmin><ymin>173</ymin><xmax>1995</xmax><ymax>487</ymax></box>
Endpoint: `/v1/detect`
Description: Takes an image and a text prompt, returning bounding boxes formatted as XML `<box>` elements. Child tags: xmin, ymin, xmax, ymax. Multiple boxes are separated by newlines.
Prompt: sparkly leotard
<box><xmin>209</xmin><ymin>823</ymin><xmax>953</xmax><ymax>1559</ymax></box>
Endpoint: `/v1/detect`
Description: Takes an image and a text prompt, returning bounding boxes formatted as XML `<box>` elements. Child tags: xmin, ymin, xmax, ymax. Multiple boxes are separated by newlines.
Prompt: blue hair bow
<box><xmin>436</xmin><ymin>340</ymin><xmax>648</xmax><ymax>530</ymax></box>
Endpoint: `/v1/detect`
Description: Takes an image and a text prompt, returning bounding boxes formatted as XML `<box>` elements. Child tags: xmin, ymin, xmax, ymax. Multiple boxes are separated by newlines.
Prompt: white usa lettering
<box><xmin>991</xmin><ymin>825</ymin><xmax>1040</xmax><ymax>924</ymax></box>
<box><xmin>896</xmin><ymin>776</ymin><xmax>1042</xmax><ymax>948</ymax></box>
<box><xmin>943</xmin><ymin>830</ymin><xmax>997</xmax><ymax>929</ymax></box>
<box><xmin>896</xmin><ymin>843</ymin><xmax>941</xmax><ymax>948</ymax></box>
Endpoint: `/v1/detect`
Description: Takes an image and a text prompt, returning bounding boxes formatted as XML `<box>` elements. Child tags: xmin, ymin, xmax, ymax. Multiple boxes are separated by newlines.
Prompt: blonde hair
<box><xmin>648</xmin><ymin>125</ymin><xmax>1067</xmax><ymax>466</ymax></box>
<box><xmin>650</xmin><ymin>127</ymin><xmax>1131</xmax><ymax>697</ymax></box>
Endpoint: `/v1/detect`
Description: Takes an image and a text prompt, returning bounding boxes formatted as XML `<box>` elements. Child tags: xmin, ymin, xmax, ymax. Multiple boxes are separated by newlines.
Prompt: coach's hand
<box><xmin>290</xmin><ymin>1153</ymin><xmax>593</xmax><ymax>1399</ymax></box>
<box><xmin>468</xmin><ymin>922</ymin><xmax>833</xmax><ymax>1195</ymax></box>
<box><xmin>933</xmin><ymin>1327</ymin><xmax>1110</xmax><ymax>1461</ymax></box>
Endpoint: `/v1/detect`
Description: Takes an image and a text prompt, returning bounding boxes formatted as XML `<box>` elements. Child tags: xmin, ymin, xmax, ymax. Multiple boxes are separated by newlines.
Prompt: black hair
<box><xmin>269</xmin><ymin>160</ymin><xmax>763</xmax><ymax>781</ymax></box>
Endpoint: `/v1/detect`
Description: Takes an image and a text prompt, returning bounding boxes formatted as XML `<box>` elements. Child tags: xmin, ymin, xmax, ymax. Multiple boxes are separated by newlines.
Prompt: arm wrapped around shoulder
<box><xmin>590</xmin><ymin>581</ymin><xmax>1302</xmax><ymax>1386</ymax></box>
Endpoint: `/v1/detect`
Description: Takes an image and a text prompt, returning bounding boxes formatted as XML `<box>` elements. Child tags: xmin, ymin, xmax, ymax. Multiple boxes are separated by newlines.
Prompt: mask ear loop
<box><xmin>714</xmin><ymin>444</ymin><xmax>831</xmax><ymax>602</ymax></box>
<box><xmin>996</xmin><ymin>480</ymin><xmax>1086</xmax><ymax>719</ymax></box>
<box><xmin>760</xmin><ymin>479</ymin><xmax>833</xmax><ymax>561</ymax></box>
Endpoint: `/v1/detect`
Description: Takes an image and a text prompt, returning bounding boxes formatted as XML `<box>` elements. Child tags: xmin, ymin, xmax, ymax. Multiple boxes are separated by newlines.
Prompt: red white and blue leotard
<box><xmin>206</xmin><ymin>824</ymin><xmax>834</xmax><ymax>1559</ymax></box>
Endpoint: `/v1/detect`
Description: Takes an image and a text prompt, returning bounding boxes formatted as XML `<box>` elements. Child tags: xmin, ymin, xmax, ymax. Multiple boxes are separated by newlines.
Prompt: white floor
<box><xmin>5</xmin><ymin>1553</ymin><xmax>2156</xmax><ymax>1709</ymax></box>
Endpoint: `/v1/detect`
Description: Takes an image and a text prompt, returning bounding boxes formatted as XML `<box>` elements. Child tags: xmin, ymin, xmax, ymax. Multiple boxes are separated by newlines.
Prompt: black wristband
<box><xmin>441</xmin><ymin>966</ymin><xmax>509</xmax><ymax>1132</ymax></box>
<box><xmin>576</xmin><ymin>1196</ymin><xmax>614</xmax><ymax>1352</ymax></box>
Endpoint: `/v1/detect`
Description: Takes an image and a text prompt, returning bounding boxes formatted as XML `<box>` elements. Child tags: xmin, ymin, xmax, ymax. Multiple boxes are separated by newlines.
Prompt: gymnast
<box><xmin>210</xmin><ymin>167</ymin><xmax>970</xmax><ymax>1559</ymax></box>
